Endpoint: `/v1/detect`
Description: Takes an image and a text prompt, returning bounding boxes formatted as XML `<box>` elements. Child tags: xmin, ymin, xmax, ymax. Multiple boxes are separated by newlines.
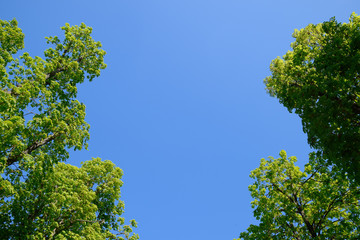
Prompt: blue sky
<box><xmin>2</xmin><ymin>1</ymin><xmax>359</xmax><ymax>239</ymax></box>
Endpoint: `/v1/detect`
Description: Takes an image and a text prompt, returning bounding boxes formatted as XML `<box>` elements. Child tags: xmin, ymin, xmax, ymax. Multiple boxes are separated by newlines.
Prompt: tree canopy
<box><xmin>237</xmin><ymin>151</ymin><xmax>360</xmax><ymax>239</ymax></box>
<box><xmin>264</xmin><ymin>13</ymin><xmax>360</xmax><ymax>182</ymax></box>
<box><xmin>0</xmin><ymin>19</ymin><xmax>138</xmax><ymax>239</ymax></box>
<box><xmin>238</xmin><ymin>13</ymin><xmax>360</xmax><ymax>239</ymax></box>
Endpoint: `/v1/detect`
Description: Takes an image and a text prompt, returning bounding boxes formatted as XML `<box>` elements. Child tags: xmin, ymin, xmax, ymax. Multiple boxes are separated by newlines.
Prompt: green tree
<box><xmin>264</xmin><ymin>13</ymin><xmax>360</xmax><ymax>182</ymax></box>
<box><xmin>0</xmin><ymin>19</ymin><xmax>138</xmax><ymax>239</ymax></box>
<box><xmin>3</xmin><ymin>158</ymin><xmax>138</xmax><ymax>239</ymax></box>
<box><xmin>237</xmin><ymin>151</ymin><xmax>360</xmax><ymax>239</ymax></box>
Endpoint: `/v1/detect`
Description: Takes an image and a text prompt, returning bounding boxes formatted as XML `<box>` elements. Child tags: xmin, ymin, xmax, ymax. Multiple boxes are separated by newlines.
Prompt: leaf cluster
<box><xmin>238</xmin><ymin>151</ymin><xmax>360</xmax><ymax>239</ymax></box>
<box><xmin>265</xmin><ymin>13</ymin><xmax>360</xmax><ymax>182</ymax></box>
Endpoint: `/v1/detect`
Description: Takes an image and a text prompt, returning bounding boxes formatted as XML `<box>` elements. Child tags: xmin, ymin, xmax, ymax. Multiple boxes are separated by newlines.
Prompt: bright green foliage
<box><xmin>2</xmin><ymin>158</ymin><xmax>138</xmax><ymax>240</ymax></box>
<box><xmin>0</xmin><ymin>19</ymin><xmax>138</xmax><ymax>239</ymax></box>
<box><xmin>237</xmin><ymin>151</ymin><xmax>360</xmax><ymax>239</ymax></box>
<box><xmin>0</xmin><ymin>20</ymin><xmax>106</xmax><ymax>175</ymax></box>
<box><xmin>265</xmin><ymin>13</ymin><xmax>360</xmax><ymax>182</ymax></box>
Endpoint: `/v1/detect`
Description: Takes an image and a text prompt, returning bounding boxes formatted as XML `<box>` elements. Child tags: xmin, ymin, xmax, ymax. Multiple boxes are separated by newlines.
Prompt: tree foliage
<box><xmin>2</xmin><ymin>158</ymin><xmax>138</xmax><ymax>239</ymax></box>
<box><xmin>264</xmin><ymin>13</ymin><xmax>360</xmax><ymax>182</ymax></box>
<box><xmin>237</xmin><ymin>151</ymin><xmax>360</xmax><ymax>239</ymax></box>
<box><xmin>0</xmin><ymin>19</ymin><xmax>138</xmax><ymax>239</ymax></box>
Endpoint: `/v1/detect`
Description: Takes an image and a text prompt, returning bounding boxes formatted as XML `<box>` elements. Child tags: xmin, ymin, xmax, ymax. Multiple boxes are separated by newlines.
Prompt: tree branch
<box><xmin>284</xmin><ymin>222</ymin><xmax>301</xmax><ymax>240</ymax></box>
<box><xmin>45</xmin><ymin>66</ymin><xmax>65</xmax><ymax>82</ymax></box>
<box><xmin>271</xmin><ymin>182</ymin><xmax>317</xmax><ymax>238</ymax></box>
<box><xmin>6</xmin><ymin>132</ymin><xmax>59</xmax><ymax>167</ymax></box>
<box><xmin>271</xmin><ymin>182</ymin><xmax>294</xmax><ymax>204</ymax></box>
<box><xmin>293</xmin><ymin>194</ymin><xmax>317</xmax><ymax>238</ymax></box>
<box><xmin>314</xmin><ymin>188</ymin><xmax>352</xmax><ymax>232</ymax></box>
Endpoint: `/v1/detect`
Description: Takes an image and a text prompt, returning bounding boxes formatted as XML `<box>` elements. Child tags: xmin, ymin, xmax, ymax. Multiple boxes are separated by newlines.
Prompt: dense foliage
<box><xmin>0</xmin><ymin>19</ymin><xmax>138</xmax><ymax>239</ymax></box>
<box><xmin>265</xmin><ymin>13</ymin><xmax>360</xmax><ymax>182</ymax></box>
<box><xmin>238</xmin><ymin>13</ymin><xmax>360</xmax><ymax>239</ymax></box>
<box><xmin>238</xmin><ymin>151</ymin><xmax>360</xmax><ymax>239</ymax></box>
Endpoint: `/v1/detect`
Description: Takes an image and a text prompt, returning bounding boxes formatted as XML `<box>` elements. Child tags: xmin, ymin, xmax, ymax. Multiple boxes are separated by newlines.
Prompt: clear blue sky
<box><xmin>2</xmin><ymin>1</ymin><xmax>359</xmax><ymax>239</ymax></box>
